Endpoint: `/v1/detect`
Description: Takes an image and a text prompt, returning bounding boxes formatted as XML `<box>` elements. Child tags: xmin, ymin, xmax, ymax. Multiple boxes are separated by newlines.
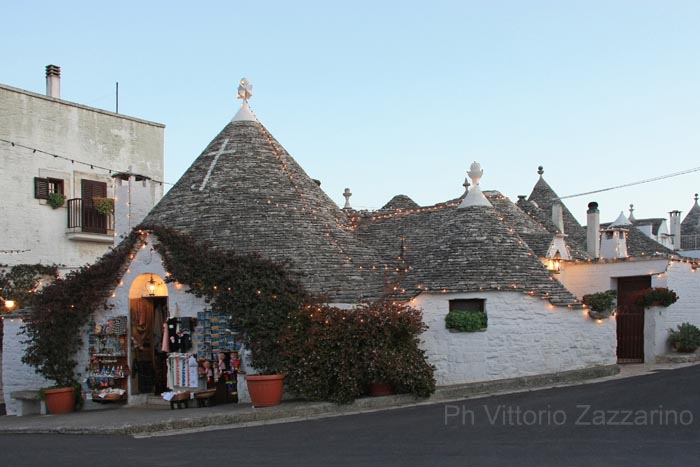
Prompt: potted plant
<box><xmin>635</xmin><ymin>288</ymin><xmax>679</xmax><ymax>308</ymax></box>
<box><xmin>582</xmin><ymin>290</ymin><xmax>616</xmax><ymax>319</ymax></box>
<box><xmin>445</xmin><ymin>309</ymin><xmax>488</xmax><ymax>332</ymax></box>
<box><xmin>46</xmin><ymin>192</ymin><xmax>66</xmax><ymax>209</ymax></box>
<box><xmin>93</xmin><ymin>197</ymin><xmax>115</xmax><ymax>216</ymax></box>
<box><xmin>668</xmin><ymin>323</ymin><xmax>700</xmax><ymax>353</ymax></box>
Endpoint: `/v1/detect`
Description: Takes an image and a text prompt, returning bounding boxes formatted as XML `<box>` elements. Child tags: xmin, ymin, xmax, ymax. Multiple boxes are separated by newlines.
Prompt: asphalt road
<box><xmin>2</xmin><ymin>365</ymin><xmax>699</xmax><ymax>466</ymax></box>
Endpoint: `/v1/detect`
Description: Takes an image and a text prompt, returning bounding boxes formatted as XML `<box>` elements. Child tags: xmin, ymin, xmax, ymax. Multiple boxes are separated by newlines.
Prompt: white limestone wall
<box><xmin>660</xmin><ymin>261</ymin><xmax>700</xmax><ymax>351</ymax></box>
<box><xmin>0</xmin><ymin>84</ymin><xmax>164</xmax><ymax>270</ymax></box>
<box><xmin>413</xmin><ymin>291</ymin><xmax>616</xmax><ymax>386</ymax></box>
<box><xmin>114</xmin><ymin>177</ymin><xmax>159</xmax><ymax>240</ymax></box>
<box><xmin>558</xmin><ymin>259</ymin><xmax>668</xmax><ymax>298</ymax></box>
<box><xmin>559</xmin><ymin>258</ymin><xmax>700</xmax><ymax>361</ymax></box>
<box><xmin>2</xmin><ymin>315</ymin><xmax>52</xmax><ymax>416</ymax></box>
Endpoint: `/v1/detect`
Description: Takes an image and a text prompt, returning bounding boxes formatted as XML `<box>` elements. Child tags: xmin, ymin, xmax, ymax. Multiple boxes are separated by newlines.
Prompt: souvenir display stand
<box><xmin>160</xmin><ymin>311</ymin><xmax>241</xmax><ymax>408</ymax></box>
<box><xmin>88</xmin><ymin>316</ymin><xmax>129</xmax><ymax>402</ymax></box>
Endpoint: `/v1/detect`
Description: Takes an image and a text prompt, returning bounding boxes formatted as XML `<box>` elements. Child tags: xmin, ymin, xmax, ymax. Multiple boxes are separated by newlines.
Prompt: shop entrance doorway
<box><xmin>129</xmin><ymin>274</ymin><xmax>169</xmax><ymax>395</ymax></box>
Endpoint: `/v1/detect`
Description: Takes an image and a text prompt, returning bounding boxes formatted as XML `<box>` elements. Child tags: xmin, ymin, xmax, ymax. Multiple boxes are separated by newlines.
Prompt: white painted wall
<box><xmin>558</xmin><ymin>259</ymin><xmax>668</xmax><ymax>298</ymax></box>
<box><xmin>663</xmin><ymin>260</ymin><xmax>700</xmax><ymax>344</ymax></box>
<box><xmin>412</xmin><ymin>291</ymin><xmax>616</xmax><ymax>386</ymax></box>
<box><xmin>0</xmin><ymin>84</ymin><xmax>164</xmax><ymax>270</ymax></box>
<box><xmin>559</xmin><ymin>258</ymin><xmax>700</xmax><ymax>362</ymax></box>
<box><xmin>2</xmin><ymin>316</ymin><xmax>52</xmax><ymax>416</ymax></box>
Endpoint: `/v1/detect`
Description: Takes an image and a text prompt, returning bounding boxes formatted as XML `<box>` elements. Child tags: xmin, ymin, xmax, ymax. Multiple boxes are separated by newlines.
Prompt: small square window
<box><xmin>449</xmin><ymin>299</ymin><xmax>485</xmax><ymax>313</ymax></box>
<box><xmin>446</xmin><ymin>299</ymin><xmax>487</xmax><ymax>332</ymax></box>
<box><xmin>34</xmin><ymin>177</ymin><xmax>64</xmax><ymax>199</ymax></box>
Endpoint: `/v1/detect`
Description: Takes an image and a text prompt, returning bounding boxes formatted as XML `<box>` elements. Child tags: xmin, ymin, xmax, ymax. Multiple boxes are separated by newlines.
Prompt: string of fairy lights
<box><xmin>0</xmin><ymin>137</ymin><xmax>173</xmax><ymax>186</ymax></box>
<box><xmin>3</xmin><ymin>102</ymin><xmax>697</xmax><ymax>313</ymax></box>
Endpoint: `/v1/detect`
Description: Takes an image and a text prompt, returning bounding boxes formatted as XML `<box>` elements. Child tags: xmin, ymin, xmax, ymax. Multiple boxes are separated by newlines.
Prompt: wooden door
<box><xmin>81</xmin><ymin>179</ymin><xmax>107</xmax><ymax>233</ymax></box>
<box><xmin>616</xmin><ymin>276</ymin><xmax>650</xmax><ymax>363</ymax></box>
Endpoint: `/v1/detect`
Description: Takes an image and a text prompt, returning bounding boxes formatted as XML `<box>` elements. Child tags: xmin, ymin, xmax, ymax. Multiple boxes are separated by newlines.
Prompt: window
<box><xmin>449</xmin><ymin>299</ymin><xmax>485</xmax><ymax>313</ymax></box>
<box><xmin>446</xmin><ymin>299</ymin><xmax>487</xmax><ymax>332</ymax></box>
<box><xmin>34</xmin><ymin>177</ymin><xmax>64</xmax><ymax>199</ymax></box>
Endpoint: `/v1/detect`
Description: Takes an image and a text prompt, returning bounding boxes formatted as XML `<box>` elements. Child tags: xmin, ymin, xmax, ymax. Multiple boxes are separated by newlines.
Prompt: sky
<box><xmin>2</xmin><ymin>0</ymin><xmax>700</xmax><ymax>225</ymax></box>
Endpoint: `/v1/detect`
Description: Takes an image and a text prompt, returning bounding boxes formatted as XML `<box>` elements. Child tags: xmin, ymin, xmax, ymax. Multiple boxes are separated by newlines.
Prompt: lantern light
<box><xmin>146</xmin><ymin>275</ymin><xmax>157</xmax><ymax>296</ymax></box>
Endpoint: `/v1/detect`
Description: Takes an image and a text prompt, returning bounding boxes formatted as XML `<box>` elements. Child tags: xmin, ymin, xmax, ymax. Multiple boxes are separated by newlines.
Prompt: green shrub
<box><xmin>669</xmin><ymin>323</ymin><xmax>700</xmax><ymax>353</ymax></box>
<box><xmin>46</xmin><ymin>192</ymin><xmax>65</xmax><ymax>209</ymax></box>
<box><xmin>445</xmin><ymin>310</ymin><xmax>487</xmax><ymax>332</ymax></box>
<box><xmin>93</xmin><ymin>197</ymin><xmax>114</xmax><ymax>215</ymax></box>
<box><xmin>281</xmin><ymin>301</ymin><xmax>436</xmax><ymax>403</ymax></box>
<box><xmin>581</xmin><ymin>290</ymin><xmax>616</xmax><ymax>313</ymax></box>
<box><xmin>636</xmin><ymin>288</ymin><xmax>679</xmax><ymax>308</ymax></box>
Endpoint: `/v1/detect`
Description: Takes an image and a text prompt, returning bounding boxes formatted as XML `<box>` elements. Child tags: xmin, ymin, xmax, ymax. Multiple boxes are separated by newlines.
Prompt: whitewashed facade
<box><xmin>0</xmin><ymin>79</ymin><xmax>164</xmax><ymax>271</ymax></box>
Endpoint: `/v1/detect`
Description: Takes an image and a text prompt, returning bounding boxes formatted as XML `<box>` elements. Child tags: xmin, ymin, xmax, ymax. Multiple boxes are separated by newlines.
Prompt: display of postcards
<box><xmin>195</xmin><ymin>326</ymin><xmax>204</xmax><ymax>334</ymax></box>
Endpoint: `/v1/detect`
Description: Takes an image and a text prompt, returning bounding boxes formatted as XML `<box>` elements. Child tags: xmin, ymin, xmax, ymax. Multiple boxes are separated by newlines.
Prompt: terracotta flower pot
<box><xmin>368</xmin><ymin>382</ymin><xmax>394</xmax><ymax>397</ymax></box>
<box><xmin>245</xmin><ymin>374</ymin><xmax>285</xmax><ymax>407</ymax></box>
<box><xmin>43</xmin><ymin>387</ymin><xmax>75</xmax><ymax>414</ymax></box>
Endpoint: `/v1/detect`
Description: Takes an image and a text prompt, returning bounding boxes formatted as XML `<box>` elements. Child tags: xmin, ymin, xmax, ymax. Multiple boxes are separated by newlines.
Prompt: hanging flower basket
<box><xmin>46</xmin><ymin>192</ymin><xmax>66</xmax><ymax>209</ymax></box>
<box><xmin>93</xmin><ymin>197</ymin><xmax>114</xmax><ymax>216</ymax></box>
<box><xmin>635</xmin><ymin>288</ymin><xmax>678</xmax><ymax>308</ymax></box>
<box><xmin>582</xmin><ymin>290</ymin><xmax>616</xmax><ymax>320</ymax></box>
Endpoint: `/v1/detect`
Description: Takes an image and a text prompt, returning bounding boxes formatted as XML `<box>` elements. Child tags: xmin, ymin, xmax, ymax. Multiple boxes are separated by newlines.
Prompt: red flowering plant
<box><xmin>280</xmin><ymin>301</ymin><xmax>436</xmax><ymax>404</ymax></box>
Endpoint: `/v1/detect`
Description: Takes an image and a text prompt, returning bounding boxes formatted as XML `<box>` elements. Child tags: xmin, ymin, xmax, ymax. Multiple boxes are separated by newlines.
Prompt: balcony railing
<box><xmin>681</xmin><ymin>235</ymin><xmax>700</xmax><ymax>251</ymax></box>
<box><xmin>66</xmin><ymin>198</ymin><xmax>114</xmax><ymax>237</ymax></box>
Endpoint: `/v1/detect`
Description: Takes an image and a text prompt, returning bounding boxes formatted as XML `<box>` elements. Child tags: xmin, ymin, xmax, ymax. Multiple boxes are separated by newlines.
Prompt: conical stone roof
<box><xmin>682</xmin><ymin>194</ymin><xmax>700</xmax><ymax>236</ymax></box>
<box><xmin>528</xmin><ymin>167</ymin><xmax>588</xmax><ymax>252</ymax></box>
<box><xmin>143</xmin><ymin>105</ymin><xmax>396</xmax><ymax>302</ymax></box>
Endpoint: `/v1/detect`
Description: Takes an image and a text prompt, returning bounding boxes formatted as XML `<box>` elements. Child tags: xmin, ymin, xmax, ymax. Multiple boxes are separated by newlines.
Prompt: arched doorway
<box><xmin>128</xmin><ymin>274</ymin><xmax>169</xmax><ymax>396</ymax></box>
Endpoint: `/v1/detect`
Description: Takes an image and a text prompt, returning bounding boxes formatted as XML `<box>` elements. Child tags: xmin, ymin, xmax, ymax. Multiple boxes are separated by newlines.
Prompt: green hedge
<box><xmin>445</xmin><ymin>310</ymin><xmax>488</xmax><ymax>332</ymax></box>
<box><xmin>669</xmin><ymin>323</ymin><xmax>700</xmax><ymax>353</ymax></box>
<box><xmin>281</xmin><ymin>301</ymin><xmax>436</xmax><ymax>403</ymax></box>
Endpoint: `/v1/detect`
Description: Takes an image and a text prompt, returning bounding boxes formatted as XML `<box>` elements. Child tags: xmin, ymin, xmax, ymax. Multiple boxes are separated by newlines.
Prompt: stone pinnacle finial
<box><xmin>343</xmin><ymin>188</ymin><xmax>352</xmax><ymax>209</ymax></box>
<box><xmin>237</xmin><ymin>78</ymin><xmax>253</xmax><ymax>101</ymax></box>
<box><xmin>467</xmin><ymin>161</ymin><xmax>483</xmax><ymax>186</ymax></box>
<box><xmin>537</xmin><ymin>166</ymin><xmax>544</xmax><ymax>176</ymax></box>
<box><xmin>458</xmin><ymin>161</ymin><xmax>491</xmax><ymax>208</ymax></box>
<box><xmin>463</xmin><ymin>177</ymin><xmax>470</xmax><ymax>192</ymax></box>
<box><xmin>695</xmin><ymin>193</ymin><xmax>699</xmax><ymax>203</ymax></box>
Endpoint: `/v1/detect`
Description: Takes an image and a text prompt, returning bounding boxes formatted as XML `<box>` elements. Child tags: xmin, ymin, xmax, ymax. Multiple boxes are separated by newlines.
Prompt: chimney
<box><xmin>342</xmin><ymin>188</ymin><xmax>352</xmax><ymax>210</ymax></box>
<box><xmin>586</xmin><ymin>202</ymin><xmax>600</xmax><ymax>258</ymax></box>
<box><xmin>600</xmin><ymin>211</ymin><xmax>631</xmax><ymax>259</ymax></box>
<box><xmin>552</xmin><ymin>201</ymin><xmax>564</xmax><ymax>233</ymax></box>
<box><xmin>669</xmin><ymin>210</ymin><xmax>682</xmax><ymax>250</ymax></box>
<box><xmin>45</xmin><ymin>64</ymin><xmax>61</xmax><ymax>98</ymax></box>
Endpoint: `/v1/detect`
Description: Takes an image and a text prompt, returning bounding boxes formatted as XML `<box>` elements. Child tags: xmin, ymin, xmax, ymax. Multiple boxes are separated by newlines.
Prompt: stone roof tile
<box><xmin>143</xmin><ymin>118</ymin><xmax>397</xmax><ymax>302</ymax></box>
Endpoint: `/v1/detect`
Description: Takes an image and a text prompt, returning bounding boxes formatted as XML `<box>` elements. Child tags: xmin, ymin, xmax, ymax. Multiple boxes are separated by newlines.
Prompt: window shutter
<box><xmin>34</xmin><ymin>177</ymin><xmax>49</xmax><ymax>199</ymax></box>
<box><xmin>81</xmin><ymin>179</ymin><xmax>107</xmax><ymax>206</ymax></box>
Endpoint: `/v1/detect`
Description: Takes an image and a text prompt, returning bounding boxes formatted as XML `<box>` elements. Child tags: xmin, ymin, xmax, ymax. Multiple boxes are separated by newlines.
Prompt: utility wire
<box><xmin>556</xmin><ymin>166</ymin><xmax>700</xmax><ymax>200</ymax></box>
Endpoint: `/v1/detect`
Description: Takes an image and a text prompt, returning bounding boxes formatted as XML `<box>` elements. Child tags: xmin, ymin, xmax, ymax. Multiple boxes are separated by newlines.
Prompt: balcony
<box><xmin>66</xmin><ymin>198</ymin><xmax>114</xmax><ymax>243</ymax></box>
